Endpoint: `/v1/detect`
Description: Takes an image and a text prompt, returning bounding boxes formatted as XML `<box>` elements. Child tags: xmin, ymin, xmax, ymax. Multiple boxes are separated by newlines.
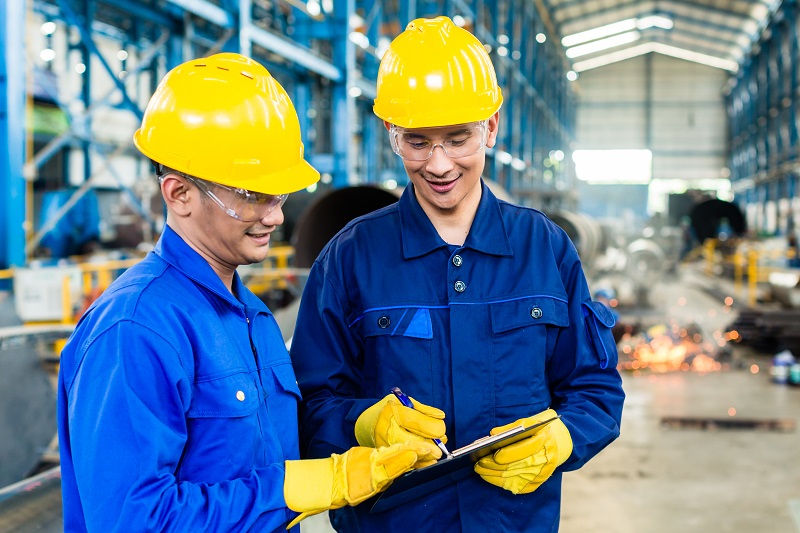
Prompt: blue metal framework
<box><xmin>727</xmin><ymin>0</ymin><xmax>800</xmax><ymax>234</ymax></box>
<box><xmin>1</xmin><ymin>0</ymin><xmax>577</xmax><ymax>267</ymax></box>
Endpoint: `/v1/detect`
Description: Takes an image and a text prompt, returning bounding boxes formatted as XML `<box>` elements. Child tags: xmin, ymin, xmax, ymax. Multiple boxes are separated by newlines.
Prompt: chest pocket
<box><xmin>188</xmin><ymin>371</ymin><xmax>262</xmax><ymax>418</ymax></box>
<box><xmin>357</xmin><ymin>307</ymin><xmax>434</xmax><ymax>398</ymax></box>
<box><xmin>489</xmin><ymin>296</ymin><xmax>569</xmax><ymax>412</ymax></box>
<box><xmin>181</xmin><ymin>371</ymin><xmax>265</xmax><ymax>484</ymax></box>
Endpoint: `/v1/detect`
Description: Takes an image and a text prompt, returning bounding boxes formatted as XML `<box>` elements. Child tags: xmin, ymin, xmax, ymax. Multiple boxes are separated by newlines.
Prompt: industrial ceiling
<box><xmin>544</xmin><ymin>0</ymin><xmax>783</xmax><ymax>72</ymax></box>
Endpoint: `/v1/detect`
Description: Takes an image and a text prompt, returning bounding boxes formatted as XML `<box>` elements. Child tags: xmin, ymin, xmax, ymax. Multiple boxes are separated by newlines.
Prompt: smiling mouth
<box><xmin>246</xmin><ymin>229</ymin><xmax>271</xmax><ymax>239</ymax></box>
<box><xmin>425</xmin><ymin>177</ymin><xmax>459</xmax><ymax>192</ymax></box>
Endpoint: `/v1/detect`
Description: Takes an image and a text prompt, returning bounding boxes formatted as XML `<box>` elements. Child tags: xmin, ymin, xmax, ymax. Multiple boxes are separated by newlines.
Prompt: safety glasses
<box><xmin>167</xmin><ymin>173</ymin><xmax>287</xmax><ymax>222</ymax></box>
<box><xmin>389</xmin><ymin>120</ymin><xmax>488</xmax><ymax>161</ymax></box>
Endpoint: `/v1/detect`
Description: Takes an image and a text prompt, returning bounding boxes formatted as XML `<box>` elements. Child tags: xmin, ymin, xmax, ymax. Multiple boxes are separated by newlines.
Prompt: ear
<box><xmin>383</xmin><ymin>120</ymin><xmax>393</xmax><ymax>132</ymax></box>
<box><xmin>160</xmin><ymin>173</ymin><xmax>194</xmax><ymax>217</ymax></box>
<box><xmin>485</xmin><ymin>112</ymin><xmax>500</xmax><ymax>149</ymax></box>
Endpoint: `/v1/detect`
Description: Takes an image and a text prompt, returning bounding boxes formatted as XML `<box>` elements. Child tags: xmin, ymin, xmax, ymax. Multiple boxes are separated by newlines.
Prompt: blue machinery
<box><xmin>2</xmin><ymin>0</ymin><xmax>578</xmax><ymax>270</ymax></box>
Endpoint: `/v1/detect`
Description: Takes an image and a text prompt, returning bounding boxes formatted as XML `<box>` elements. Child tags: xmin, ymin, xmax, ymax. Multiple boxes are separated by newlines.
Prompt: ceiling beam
<box><xmin>556</xmin><ymin>0</ymin><xmax>759</xmax><ymax>27</ymax></box>
<box><xmin>552</xmin><ymin>0</ymin><xmax>770</xmax><ymax>17</ymax></box>
<box><xmin>560</xmin><ymin>8</ymin><xmax>748</xmax><ymax>38</ymax></box>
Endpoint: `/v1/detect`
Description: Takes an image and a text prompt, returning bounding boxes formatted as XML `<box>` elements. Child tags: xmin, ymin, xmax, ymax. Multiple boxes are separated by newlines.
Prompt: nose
<box><xmin>424</xmin><ymin>144</ymin><xmax>455</xmax><ymax>176</ymax></box>
<box><xmin>260</xmin><ymin>202</ymin><xmax>285</xmax><ymax>226</ymax></box>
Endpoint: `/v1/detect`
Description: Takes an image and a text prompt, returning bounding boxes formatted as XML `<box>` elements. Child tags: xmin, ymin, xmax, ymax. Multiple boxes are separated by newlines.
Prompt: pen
<box><xmin>390</xmin><ymin>387</ymin><xmax>452</xmax><ymax>459</ymax></box>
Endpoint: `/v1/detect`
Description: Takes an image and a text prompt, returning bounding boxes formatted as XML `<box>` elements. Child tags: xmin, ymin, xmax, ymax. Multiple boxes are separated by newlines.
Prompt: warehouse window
<box><xmin>573</xmin><ymin>149</ymin><xmax>652</xmax><ymax>184</ymax></box>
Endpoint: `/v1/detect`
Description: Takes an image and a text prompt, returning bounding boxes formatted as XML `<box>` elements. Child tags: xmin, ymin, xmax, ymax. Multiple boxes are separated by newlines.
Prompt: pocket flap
<box><xmin>271</xmin><ymin>362</ymin><xmax>302</xmax><ymax>399</ymax></box>
<box><xmin>359</xmin><ymin>307</ymin><xmax>433</xmax><ymax>339</ymax></box>
<box><xmin>188</xmin><ymin>372</ymin><xmax>261</xmax><ymax>418</ymax></box>
<box><xmin>490</xmin><ymin>296</ymin><xmax>569</xmax><ymax>334</ymax></box>
<box><xmin>583</xmin><ymin>300</ymin><xmax>617</xmax><ymax>327</ymax></box>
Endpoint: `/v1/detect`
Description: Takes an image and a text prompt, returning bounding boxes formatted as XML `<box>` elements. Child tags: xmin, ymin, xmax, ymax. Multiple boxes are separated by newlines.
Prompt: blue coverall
<box><xmin>290</xmin><ymin>181</ymin><xmax>625</xmax><ymax>532</ymax></box>
<box><xmin>57</xmin><ymin>225</ymin><xmax>302</xmax><ymax>532</ymax></box>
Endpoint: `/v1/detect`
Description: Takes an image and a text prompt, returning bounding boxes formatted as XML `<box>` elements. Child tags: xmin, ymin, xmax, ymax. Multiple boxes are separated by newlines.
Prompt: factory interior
<box><xmin>1</xmin><ymin>0</ymin><xmax>799</xmax><ymax>532</ymax></box>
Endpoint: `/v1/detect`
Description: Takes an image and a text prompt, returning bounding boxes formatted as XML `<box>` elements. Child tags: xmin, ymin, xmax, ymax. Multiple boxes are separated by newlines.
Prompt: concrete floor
<box><xmin>561</xmin><ymin>370</ymin><xmax>800</xmax><ymax>533</ymax></box>
<box><xmin>560</xmin><ymin>267</ymin><xmax>800</xmax><ymax>533</ymax></box>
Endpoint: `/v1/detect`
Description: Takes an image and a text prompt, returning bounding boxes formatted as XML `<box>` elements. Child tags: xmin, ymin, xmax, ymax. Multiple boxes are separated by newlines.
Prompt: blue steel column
<box><xmin>0</xmin><ymin>0</ymin><xmax>26</xmax><ymax>270</ymax></box>
<box><xmin>80</xmin><ymin>0</ymin><xmax>94</xmax><ymax>183</ymax></box>
<box><xmin>361</xmin><ymin>1</ymin><xmax>382</xmax><ymax>184</ymax></box>
<box><xmin>331</xmin><ymin>0</ymin><xmax>355</xmax><ymax>187</ymax></box>
<box><xmin>239</xmin><ymin>0</ymin><xmax>252</xmax><ymax>57</ymax></box>
<box><xmin>398</xmin><ymin>0</ymin><xmax>416</xmax><ymax>27</ymax></box>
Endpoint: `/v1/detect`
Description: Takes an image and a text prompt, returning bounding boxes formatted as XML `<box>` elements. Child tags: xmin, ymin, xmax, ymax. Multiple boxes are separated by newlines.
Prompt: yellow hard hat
<box><xmin>133</xmin><ymin>53</ymin><xmax>319</xmax><ymax>195</ymax></box>
<box><xmin>373</xmin><ymin>16</ymin><xmax>503</xmax><ymax>128</ymax></box>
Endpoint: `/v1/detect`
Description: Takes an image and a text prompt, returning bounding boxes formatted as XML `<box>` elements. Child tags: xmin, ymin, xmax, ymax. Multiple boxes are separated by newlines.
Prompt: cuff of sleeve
<box><xmin>284</xmin><ymin>458</ymin><xmax>334</xmax><ymax>512</ymax></box>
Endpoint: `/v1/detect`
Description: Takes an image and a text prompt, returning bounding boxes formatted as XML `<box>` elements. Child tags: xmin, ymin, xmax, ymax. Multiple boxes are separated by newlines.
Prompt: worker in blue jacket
<box><xmin>290</xmin><ymin>18</ymin><xmax>625</xmax><ymax>532</ymax></box>
<box><xmin>56</xmin><ymin>53</ymin><xmax>438</xmax><ymax>533</ymax></box>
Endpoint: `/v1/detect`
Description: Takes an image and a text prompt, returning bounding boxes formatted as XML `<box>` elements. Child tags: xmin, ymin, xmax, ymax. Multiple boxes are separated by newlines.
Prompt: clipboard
<box><xmin>370</xmin><ymin>415</ymin><xmax>560</xmax><ymax>513</ymax></box>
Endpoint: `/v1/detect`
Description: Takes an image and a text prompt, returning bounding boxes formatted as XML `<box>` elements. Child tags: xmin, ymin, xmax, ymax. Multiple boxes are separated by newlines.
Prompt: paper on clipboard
<box><xmin>370</xmin><ymin>415</ymin><xmax>560</xmax><ymax>513</ymax></box>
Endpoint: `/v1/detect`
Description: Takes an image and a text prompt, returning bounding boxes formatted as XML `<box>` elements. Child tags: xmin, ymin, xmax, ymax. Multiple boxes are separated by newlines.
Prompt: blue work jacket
<box><xmin>290</xmin><ymin>181</ymin><xmax>625</xmax><ymax>532</ymax></box>
<box><xmin>57</xmin><ymin>225</ymin><xmax>302</xmax><ymax>532</ymax></box>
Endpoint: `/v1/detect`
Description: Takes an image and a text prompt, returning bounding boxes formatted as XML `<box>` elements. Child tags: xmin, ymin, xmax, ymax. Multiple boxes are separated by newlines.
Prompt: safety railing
<box><xmin>700</xmin><ymin>239</ymin><xmax>799</xmax><ymax>306</ymax></box>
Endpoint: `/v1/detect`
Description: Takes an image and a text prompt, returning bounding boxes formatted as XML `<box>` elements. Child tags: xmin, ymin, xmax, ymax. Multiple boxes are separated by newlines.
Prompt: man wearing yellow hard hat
<box><xmin>291</xmin><ymin>18</ymin><xmax>625</xmax><ymax>531</ymax></box>
<box><xmin>56</xmin><ymin>53</ymin><xmax>438</xmax><ymax>532</ymax></box>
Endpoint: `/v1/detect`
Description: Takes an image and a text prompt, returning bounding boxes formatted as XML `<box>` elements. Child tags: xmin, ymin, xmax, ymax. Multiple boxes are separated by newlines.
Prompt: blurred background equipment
<box><xmin>689</xmin><ymin>199</ymin><xmax>747</xmax><ymax>243</ymax></box>
<box><xmin>293</xmin><ymin>186</ymin><xmax>400</xmax><ymax>268</ymax></box>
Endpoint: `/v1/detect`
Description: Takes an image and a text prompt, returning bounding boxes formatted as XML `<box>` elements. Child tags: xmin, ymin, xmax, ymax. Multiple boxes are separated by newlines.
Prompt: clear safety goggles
<box><xmin>389</xmin><ymin>120</ymin><xmax>488</xmax><ymax>161</ymax></box>
<box><xmin>170</xmin><ymin>173</ymin><xmax>287</xmax><ymax>222</ymax></box>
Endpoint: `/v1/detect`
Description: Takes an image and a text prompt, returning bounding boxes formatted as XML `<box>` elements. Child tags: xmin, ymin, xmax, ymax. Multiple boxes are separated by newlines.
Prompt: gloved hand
<box><xmin>284</xmin><ymin>441</ymin><xmax>438</xmax><ymax>528</ymax></box>
<box><xmin>355</xmin><ymin>394</ymin><xmax>447</xmax><ymax>467</ymax></box>
<box><xmin>474</xmin><ymin>409</ymin><xmax>572</xmax><ymax>495</ymax></box>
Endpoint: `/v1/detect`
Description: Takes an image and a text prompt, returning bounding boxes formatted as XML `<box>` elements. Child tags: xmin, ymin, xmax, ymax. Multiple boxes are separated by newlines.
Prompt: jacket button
<box><xmin>452</xmin><ymin>255</ymin><xmax>463</xmax><ymax>267</ymax></box>
<box><xmin>530</xmin><ymin>307</ymin><xmax>543</xmax><ymax>319</ymax></box>
<box><xmin>236</xmin><ymin>390</ymin><xmax>246</xmax><ymax>401</ymax></box>
<box><xmin>378</xmin><ymin>316</ymin><xmax>391</xmax><ymax>328</ymax></box>
<box><xmin>454</xmin><ymin>280</ymin><xmax>466</xmax><ymax>293</ymax></box>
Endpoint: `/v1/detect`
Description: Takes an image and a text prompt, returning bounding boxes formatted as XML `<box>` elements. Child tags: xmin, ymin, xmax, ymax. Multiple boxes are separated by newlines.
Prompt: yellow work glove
<box><xmin>355</xmin><ymin>394</ymin><xmax>447</xmax><ymax>467</ymax></box>
<box><xmin>474</xmin><ymin>409</ymin><xmax>572</xmax><ymax>495</ymax></box>
<box><xmin>284</xmin><ymin>441</ymin><xmax>438</xmax><ymax>528</ymax></box>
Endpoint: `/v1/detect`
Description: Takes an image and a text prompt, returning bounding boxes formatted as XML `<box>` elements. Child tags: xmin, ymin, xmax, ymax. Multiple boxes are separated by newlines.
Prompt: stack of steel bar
<box><xmin>726</xmin><ymin>308</ymin><xmax>800</xmax><ymax>355</ymax></box>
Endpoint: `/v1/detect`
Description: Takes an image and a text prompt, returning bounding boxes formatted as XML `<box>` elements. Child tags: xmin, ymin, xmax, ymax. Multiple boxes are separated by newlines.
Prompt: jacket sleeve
<box><xmin>59</xmin><ymin>321</ymin><xmax>295</xmax><ymax>532</ymax></box>
<box><xmin>290</xmin><ymin>263</ymin><xmax>374</xmax><ymax>459</ymax></box>
<box><xmin>547</xmin><ymin>241</ymin><xmax>625</xmax><ymax>470</ymax></box>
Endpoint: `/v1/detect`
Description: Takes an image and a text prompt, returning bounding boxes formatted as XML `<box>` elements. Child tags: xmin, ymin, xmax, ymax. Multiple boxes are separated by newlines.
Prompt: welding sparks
<box><xmin>618</xmin><ymin>323</ymin><xmax>723</xmax><ymax>373</ymax></box>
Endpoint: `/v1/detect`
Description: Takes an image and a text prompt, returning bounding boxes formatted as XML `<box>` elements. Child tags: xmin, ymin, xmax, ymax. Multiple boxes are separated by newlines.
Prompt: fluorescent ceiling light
<box><xmin>562</xmin><ymin>19</ymin><xmax>637</xmax><ymax>46</ymax></box>
<box><xmin>572</xmin><ymin>42</ymin><xmax>739</xmax><ymax>72</ymax></box>
<box><xmin>566</xmin><ymin>31</ymin><xmax>640</xmax><ymax>58</ymax></box>
<box><xmin>562</xmin><ymin>16</ymin><xmax>673</xmax><ymax>47</ymax></box>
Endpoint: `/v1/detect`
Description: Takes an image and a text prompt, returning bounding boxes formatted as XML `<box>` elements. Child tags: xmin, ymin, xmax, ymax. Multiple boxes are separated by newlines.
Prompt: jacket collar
<box><xmin>153</xmin><ymin>225</ymin><xmax>269</xmax><ymax>313</ymax></box>
<box><xmin>399</xmin><ymin>179</ymin><xmax>513</xmax><ymax>259</ymax></box>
